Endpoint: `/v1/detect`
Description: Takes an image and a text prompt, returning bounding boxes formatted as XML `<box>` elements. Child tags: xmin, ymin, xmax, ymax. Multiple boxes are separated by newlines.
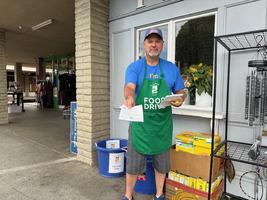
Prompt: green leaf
<box><xmin>197</xmin><ymin>86</ymin><xmax>204</xmax><ymax>95</ymax></box>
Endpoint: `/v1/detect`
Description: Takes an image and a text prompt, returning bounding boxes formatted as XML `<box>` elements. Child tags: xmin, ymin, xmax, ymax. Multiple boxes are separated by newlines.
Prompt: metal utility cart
<box><xmin>210</xmin><ymin>29</ymin><xmax>267</xmax><ymax>199</ymax></box>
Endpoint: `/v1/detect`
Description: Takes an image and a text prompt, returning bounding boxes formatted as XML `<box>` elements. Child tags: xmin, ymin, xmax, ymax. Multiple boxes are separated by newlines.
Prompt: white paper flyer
<box><xmin>108</xmin><ymin>152</ymin><xmax>124</xmax><ymax>173</ymax></box>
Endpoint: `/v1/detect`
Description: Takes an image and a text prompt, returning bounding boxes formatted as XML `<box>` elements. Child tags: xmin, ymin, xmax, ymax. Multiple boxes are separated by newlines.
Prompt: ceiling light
<box><xmin>32</xmin><ymin>19</ymin><xmax>54</xmax><ymax>31</ymax></box>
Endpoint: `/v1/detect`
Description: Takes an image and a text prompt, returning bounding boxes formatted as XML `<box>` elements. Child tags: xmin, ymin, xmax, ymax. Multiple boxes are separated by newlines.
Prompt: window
<box><xmin>175</xmin><ymin>15</ymin><xmax>215</xmax><ymax>68</ymax></box>
<box><xmin>175</xmin><ymin>15</ymin><xmax>215</xmax><ymax>105</ymax></box>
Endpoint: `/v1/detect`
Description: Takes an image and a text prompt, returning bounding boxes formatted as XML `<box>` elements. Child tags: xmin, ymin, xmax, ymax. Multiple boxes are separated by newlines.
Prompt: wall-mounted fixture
<box><xmin>137</xmin><ymin>0</ymin><xmax>144</xmax><ymax>8</ymax></box>
<box><xmin>32</xmin><ymin>19</ymin><xmax>54</xmax><ymax>31</ymax></box>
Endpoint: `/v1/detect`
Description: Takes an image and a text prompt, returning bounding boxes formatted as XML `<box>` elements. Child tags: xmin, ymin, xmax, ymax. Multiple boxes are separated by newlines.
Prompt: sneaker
<box><xmin>122</xmin><ymin>196</ymin><xmax>134</xmax><ymax>200</ymax></box>
<box><xmin>153</xmin><ymin>194</ymin><xmax>165</xmax><ymax>200</ymax></box>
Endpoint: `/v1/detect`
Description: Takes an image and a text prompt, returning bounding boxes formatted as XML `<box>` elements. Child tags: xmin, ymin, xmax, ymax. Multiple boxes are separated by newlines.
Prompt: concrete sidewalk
<box><xmin>0</xmin><ymin>104</ymin><xmax>152</xmax><ymax>200</ymax></box>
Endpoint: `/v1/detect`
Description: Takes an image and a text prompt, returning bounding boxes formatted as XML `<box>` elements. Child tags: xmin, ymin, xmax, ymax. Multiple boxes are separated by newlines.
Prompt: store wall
<box><xmin>75</xmin><ymin>0</ymin><xmax>109</xmax><ymax>166</ymax></box>
<box><xmin>110</xmin><ymin>0</ymin><xmax>267</xmax><ymax>140</ymax></box>
<box><xmin>109</xmin><ymin>0</ymin><xmax>267</xmax><ymax>198</ymax></box>
<box><xmin>0</xmin><ymin>29</ymin><xmax>8</xmax><ymax>124</ymax></box>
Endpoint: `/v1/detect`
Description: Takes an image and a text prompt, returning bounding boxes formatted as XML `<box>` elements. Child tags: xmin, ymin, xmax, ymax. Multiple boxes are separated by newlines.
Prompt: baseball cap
<box><xmin>144</xmin><ymin>27</ymin><xmax>163</xmax><ymax>41</ymax></box>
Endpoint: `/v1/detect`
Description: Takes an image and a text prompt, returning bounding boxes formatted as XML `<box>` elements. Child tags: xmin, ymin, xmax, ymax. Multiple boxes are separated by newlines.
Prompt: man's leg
<box><xmin>125</xmin><ymin>146</ymin><xmax>146</xmax><ymax>199</ymax></box>
<box><xmin>154</xmin><ymin>169</ymin><xmax>166</xmax><ymax>197</ymax></box>
<box><xmin>125</xmin><ymin>126</ymin><xmax>146</xmax><ymax>200</ymax></box>
<box><xmin>125</xmin><ymin>173</ymin><xmax>138</xmax><ymax>199</ymax></box>
<box><xmin>153</xmin><ymin>150</ymin><xmax>170</xmax><ymax>198</ymax></box>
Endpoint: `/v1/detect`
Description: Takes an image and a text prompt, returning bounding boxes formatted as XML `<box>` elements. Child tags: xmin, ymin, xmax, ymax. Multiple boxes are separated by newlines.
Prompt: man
<box><xmin>123</xmin><ymin>27</ymin><xmax>186</xmax><ymax>200</ymax></box>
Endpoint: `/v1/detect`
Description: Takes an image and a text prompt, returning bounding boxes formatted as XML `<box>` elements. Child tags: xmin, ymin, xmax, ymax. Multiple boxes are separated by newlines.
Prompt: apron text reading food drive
<box><xmin>131</xmin><ymin>59</ymin><xmax>173</xmax><ymax>155</ymax></box>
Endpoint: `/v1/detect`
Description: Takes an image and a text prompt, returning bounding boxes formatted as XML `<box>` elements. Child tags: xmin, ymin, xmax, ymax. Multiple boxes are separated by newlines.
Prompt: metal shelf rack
<box><xmin>215</xmin><ymin>29</ymin><xmax>267</xmax><ymax>51</ymax></box>
<box><xmin>209</xmin><ymin>29</ymin><xmax>267</xmax><ymax>200</ymax></box>
<box><xmin>214</xmin><ymin>141</ymin><xmax>267</xmax><ymax>168</ymax></box>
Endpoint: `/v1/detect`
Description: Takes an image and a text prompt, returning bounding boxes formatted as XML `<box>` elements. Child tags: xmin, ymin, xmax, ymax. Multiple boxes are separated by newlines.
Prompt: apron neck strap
<box><xmin>144</xmin><ymin>58</ymin><xmax>164</xmax><ymax>80</ymax></box>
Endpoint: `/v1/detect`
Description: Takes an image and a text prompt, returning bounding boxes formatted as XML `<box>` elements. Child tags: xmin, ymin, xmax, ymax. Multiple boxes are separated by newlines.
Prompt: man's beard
<box><xmin>148</xmin><ymin>50</ymin><xmax>160</xmax><ymax>57</ymax></box>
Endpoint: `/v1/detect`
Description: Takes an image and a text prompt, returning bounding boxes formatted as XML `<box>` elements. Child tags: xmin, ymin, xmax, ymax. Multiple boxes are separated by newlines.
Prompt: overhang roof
<box><xmin>0</xmin><ymin>0</ymin><xmax>75</xmax><ymax>66</ymax></box>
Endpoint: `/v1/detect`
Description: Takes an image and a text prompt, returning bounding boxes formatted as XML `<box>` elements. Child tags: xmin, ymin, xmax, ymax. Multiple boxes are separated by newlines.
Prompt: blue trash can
<box><xmin>134</xmin><ymin>156</ymin><xmax>156</xmax><ymax>195</ymax></box>
<box><xmin>95</xmin><ymin>139</ymin><xmax>127</xmax><ymax>178</ymax></box>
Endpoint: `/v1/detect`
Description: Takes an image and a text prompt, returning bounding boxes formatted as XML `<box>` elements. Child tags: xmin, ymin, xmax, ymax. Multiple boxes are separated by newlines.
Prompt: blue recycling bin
<box><xmin>95</xmin><ymin>139</ymin><xmax>128</xmax><ymax>178</ymax></box>
<box><xmin>134</xmin><ymin>156</ymin><xmax>156</xmax><ymax>195</ymax></box>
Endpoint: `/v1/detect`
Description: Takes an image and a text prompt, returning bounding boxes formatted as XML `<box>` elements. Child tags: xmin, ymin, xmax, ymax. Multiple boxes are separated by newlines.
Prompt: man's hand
<box><xmin>124</xmin><ymin>96</ymin><xmax>135</xmax><ymax>108</ymax></box>
<box><xmin>124</xmin><ymin>83</ymin><xmax>136</xmax><ymax>108</ymax></box>
<box><xmin>170</xmin><ymin>96</ymin><xmax>183</xmax><ymax>107</ymax></box>
<box><xmin>170</xmin><ymin>90</ymin><xmax>186</xmax><ymax>107</ymax></box>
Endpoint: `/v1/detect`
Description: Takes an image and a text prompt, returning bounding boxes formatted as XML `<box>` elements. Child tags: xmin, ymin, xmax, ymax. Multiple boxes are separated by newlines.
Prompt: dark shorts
<box><xmin>126</xmin><ymin>126</ymin><xmax>170</xmax><ymax>175</ymax></box>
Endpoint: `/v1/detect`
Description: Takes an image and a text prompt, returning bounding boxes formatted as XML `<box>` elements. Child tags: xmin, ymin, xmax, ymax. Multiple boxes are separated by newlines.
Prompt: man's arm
<box><xmin>170</xmin><ymin>89</ymin><xmax>187</xmax><ymax>107</ymax></box>
<box><xmin>124</xmin><ymin>83</ymin><xmax>136</xmax><ymax>108</ymax></box>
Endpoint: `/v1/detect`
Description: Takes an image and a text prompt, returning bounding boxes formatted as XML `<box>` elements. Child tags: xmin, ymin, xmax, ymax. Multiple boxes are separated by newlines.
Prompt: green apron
<box><xmin>131</xmin><ymin>59</ymin><xmax>173</xmax><ymax>155</ymax></box>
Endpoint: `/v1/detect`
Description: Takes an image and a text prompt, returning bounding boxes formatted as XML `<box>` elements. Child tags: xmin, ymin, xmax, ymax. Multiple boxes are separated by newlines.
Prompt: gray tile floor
<box><xmin>0</xmin><ymin>103</ymin><xmax>152</xmax><ymax>200</ymax></box>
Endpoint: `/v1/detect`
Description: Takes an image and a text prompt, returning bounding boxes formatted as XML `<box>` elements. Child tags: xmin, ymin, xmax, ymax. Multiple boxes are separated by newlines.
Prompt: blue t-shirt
<box><xmin>125</xmin><ymin>57</ymin><xmax>184</xmax><ymax>95</ymax></box>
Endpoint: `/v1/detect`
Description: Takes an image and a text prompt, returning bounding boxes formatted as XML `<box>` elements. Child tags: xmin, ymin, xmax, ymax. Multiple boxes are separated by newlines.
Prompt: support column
<box><xmin>75</xmin><ymin>0</ymin><xmax>109</xmax><ymax>165</ymax></box>
<box><xmin>15</xmin><ymin>62</ymin><xmax>23</xmax><ymax>91</ymax></box>
<box><xmin>0</xmin><ymin>29</ymin><xmax>8</xmax><ymax>124</ymax></box>
<box><xmin>36</xmin><ymin>57</ymin><xmax>45</xmax><ymax>80</ymax></box>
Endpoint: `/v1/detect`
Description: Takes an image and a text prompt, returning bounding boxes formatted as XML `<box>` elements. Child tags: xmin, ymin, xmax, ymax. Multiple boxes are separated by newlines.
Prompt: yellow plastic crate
<box><xmin>194</xmin><ymin>145</ymin><xmax>218</xmax><ymax>155</ymax></box>
<box><xmin>196</xmin><ymin>178</ymin><xmax>208</xmax><ymax>192</ymax></box>
<box><xmin>189</xmin><ymin>177</ymin><xmax>196</xmax><ymax>189</ymax></box>
<box><xmin>195</xmin><ymin>133</ymin><xmax>221</xmax><ymax>144</ymax></box>
<box><xmin>175</xmin><ymin>145</ymin><xmax>195</xmax><ymax>154</ymax></box>
<box><xmin>175</xmin><ymin>132</ymin><xmax>223</xmax><ymax>155</ymax></box>
<box><xmin>175</xmin><ymin>131</ymin><xmax>200</xmax><ymax>144</ymax></box>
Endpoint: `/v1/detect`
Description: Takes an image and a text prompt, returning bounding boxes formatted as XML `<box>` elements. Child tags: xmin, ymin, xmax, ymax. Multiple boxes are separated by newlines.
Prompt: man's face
<box><xmin>144</xmin><ymin>34</ymin><xmax>163</xmax><ymax>58</ymax></box>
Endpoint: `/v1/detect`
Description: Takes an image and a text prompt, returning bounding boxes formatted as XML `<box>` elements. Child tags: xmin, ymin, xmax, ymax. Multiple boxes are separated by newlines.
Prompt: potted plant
<box><xmin>182</xmin><ymin>63</ymin><xmax>213</xmax><ymax>105</ymax></box>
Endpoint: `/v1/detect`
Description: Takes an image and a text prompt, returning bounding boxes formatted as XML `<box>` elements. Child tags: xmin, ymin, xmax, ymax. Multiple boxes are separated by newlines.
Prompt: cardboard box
<box><xmin>165</xmin><ymin>178</ymin><xmax>223</xmax><ymax>200</ymax></box>
<box><xmin>170</xmin><ymin>145</ymin><xmax>224</xmax><ymax>182</ymax></box>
